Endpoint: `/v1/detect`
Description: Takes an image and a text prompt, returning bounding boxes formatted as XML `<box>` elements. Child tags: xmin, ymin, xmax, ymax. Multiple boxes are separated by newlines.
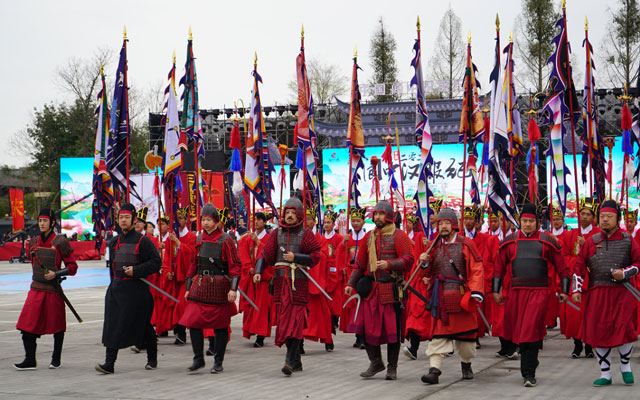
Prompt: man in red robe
<box><xmin>572</xmin><ymin>199</ymin><xmax>640</xmax><ymax>386</ymax></box>
<box><xmin>336</xmin><ymin>206</ymin><xmax>367</xmax><ymax>348</ymax></box>
<box><xmin>14</xmin><ymin>208</ymin><xmax>78</xmax><ymax>370</ymax></box>
<box><xmin>562</xmin><ymin>197</ymin><xmax>600</xmax><ymax>358</ymax></box>
<box><xmin>169</xmin><ymin>206</ymin><xmax>196</xmax><ymax>345</ymax></box>
<box><xmin>322</xmin><ymin>210</ymin><xmax>344</xmax><ymax>349</ymax></box>
<box><xmin>545</xmin><ymin>208</ymin><xmax>572</xmax><ymax>330</ymax></box>
<box><xmin>152</xmin><ymin>216</ymin><xmax>175</xmax><ymax>336</ymax></box>
<box><xmin>344</xmin><ymin>200</ymin><xmax>414</xmax><ymax>381</ymax></box>
<box><xmin>239</xmin><ymin>212</ymin><xmax>273</xmax><ymax>347</ymax></box>
<box><xmin>254</xmin><ymin>198</ymin><xmax>322</xmax><ymax>376</ymax></box>
<box><xmin>492</xmin><ymin>203</ymin><xmax>570</xmax><ymax>387</ymax></box>
<box><xmin>418</xmin><ymin>208</ymin><xmax>484</xmax><ymax>384</ymax></box>
<box><xmin>181</xmin><ymin>204</ymin><xmax>241</xmax><ymax>374</ymax></box>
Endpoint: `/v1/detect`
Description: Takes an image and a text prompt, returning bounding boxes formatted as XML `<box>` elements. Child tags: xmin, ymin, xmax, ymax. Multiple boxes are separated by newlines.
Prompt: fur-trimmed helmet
<box><xmin>372</xmin><ymin>201</ymin><xmax>394</xmax><ymax>223</ymax></box>
<box><xmin>283</xmin><ymin>198</ymin><xmax>304</xmax><ymax>220</ymax></box>
<box><xmin>201</xmin><ymin>203</ymin><xmax>220</xmax><ymax>222</ymax></box>
<box><xmin>436</xmin><ymin>208</ymin><xmax>459</xmax><ymax>230</ymax></box>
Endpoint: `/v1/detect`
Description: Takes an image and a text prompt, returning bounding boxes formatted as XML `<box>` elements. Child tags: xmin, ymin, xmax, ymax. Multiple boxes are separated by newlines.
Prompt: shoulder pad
<box><xmin>499</xmin><ymin>232</ymin><xmax>518</xmax><ymax>248</ymax></box>
<box><xmin>539</xmin><ymin>232</ymin><xmax>561</xmax><ymax>250</ymax></box>
<box><xmin>52</xmin><ymin>235</ymin><xmax>73</xmax><ymax>257</ymax></box>
<box><xmin>460</xmin><ymin>236</ymin><xmax>482</xmax><ymax>261</ymax></box>
<box><xmin>621</xmin><ymin>231</ymin><xmax>631</xmax><ymax>240</ymax></box>
<box><xmin>591</xmin><ymin>232</ymin><xmax>602</xmax><ymax>244</ymax></box>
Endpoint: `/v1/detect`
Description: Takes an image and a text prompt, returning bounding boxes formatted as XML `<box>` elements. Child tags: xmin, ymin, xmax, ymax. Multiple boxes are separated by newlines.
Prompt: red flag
<box><xmin>9</xmin><ymin>188</ymin><xmax>24</xmax><ymax>231</ymax></box>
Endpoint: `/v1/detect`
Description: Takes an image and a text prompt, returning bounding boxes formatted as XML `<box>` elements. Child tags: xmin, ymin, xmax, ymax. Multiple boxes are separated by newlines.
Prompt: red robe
<box><xmin>544</xmin><ymin>227</ymin><xmax>572</xmax><ymax>329</ymax></box>
<box><xmin>493</xmin><ymin>230</ymin><xmax>569</xmax><ymax>344</ymax></box>
<box><xmin>303</xmin><ymin>232</ymin><xmax>332</xmax><ymax>343</ymax></box>
<box><xmin>404</xmin><ymin>230</ymin><xmax>433</xmax><ymax>340</ymax></box>
<box><xmin>238</xmin><ymin>230</ymin><xmax>275</xmax><ymax>339</ymax></box>
<box><xmin>560</xmin><ymin>225</ymin><xmax>601</xmax><ymax>340</ymax></box>
<box><xmin>16</xmin><ymin>232</ymin><xmax>78</xmax><ymax>335</ymax></box>
<box><xmin>573</xmin><ymin>228</ymin><xmax>640</xmax><ymax>347</ymax></box>
<box><xmin>336</xmin><ymin>229</ymin><xmax>367</xmax><ymax>333</ymax></box>
<box><xmin>179</xmin><ymin>228</ymin><xmax>241</xmax><ymax>329</ymax></box>
<box><xmin>323</xmin><ymin>231</ymin><xmax>345</xmax><ymax>317</ymax></box>
<box><xmin>171</xmin><ymin>228</ymin><xmax>196</xmax><ymax>326</ymax></box>
<box><xmin>152</xmin><ymin>232</ymin><xmax>176</xmax><ymax>335</ymax></box>
<box><xmin>484</xmin><ymin>234</ymin><xmax>505</xmax><ymax>337</ymax></box>
<box><xmin>147</xmin><ymin>235</ymin><xmax>162</xmax><ymax>327</ymax></box>
<box><xmin>465</xmin><ymin>229</ymin><xmax>490</xmax><ymax>337</ymax></box>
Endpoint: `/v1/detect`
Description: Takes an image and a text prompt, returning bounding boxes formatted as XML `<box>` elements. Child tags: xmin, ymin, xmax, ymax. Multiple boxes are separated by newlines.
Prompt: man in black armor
<box><xmin>96</xmin><ymin>203</ymin><xmax>161</xmax><ymax>374</ymax></box>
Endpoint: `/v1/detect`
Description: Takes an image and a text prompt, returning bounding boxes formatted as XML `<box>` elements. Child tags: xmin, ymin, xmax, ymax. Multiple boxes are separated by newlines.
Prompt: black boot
<box><xmin>253</xmin><ymin>335</ymin><xmax>265</xmax><ymax>348</ymax></box>
<box><xmin>14</xmin><ymin>333</ymin><xmax>37</xmax><ymax>370</ymax></box>
<box><xmin>174</xmin><ymin>324</ymin><xmax>187</xmax><ymax>345</ymax></box>
<box><xmin>421</xmin><ymin>367</ymin><xmax>441</xmax><ymax>384</ymax></box>
<box><xmin>360</xmin><ymin>344</ymin><xmax>385</xmax><ymax>378</ymax></box>
<box><xmin>325</xmin><ymin>341</ymin><xmax>334</xmax><ymax>352</ymax></box>
<box><xmin>211</xmin><ymin>329</ymin><xmax>227</xmax><ymax>373</ymax></box>
<box><xmin>95</xmin><ymin>348</ymin><xmax>117</xmax><ymax>374</ymax></box>
<box><xmin>571</xmin><ymin>339</ymin><xmax>583</xmax><ymax>358</ymax></box>
<box><xmin>206</xmin><ymin>336</ymin><xmax>216</xmax><ymax>356</ymax></box>
<box><xmin>145</xmin><ymin>326</ymin><xmax>158</xmax><ymax>370</ymax></box>
<box><xmin>403</xmin><ymin>335</ymin><xmax>420</xmax><ymax>360</ymax></box>
<box><xmin>461</xmin><ymin>362</ymin><xmax>474</xmax><ymax>380</ymax></box>
<box><xmin>299</xmin><ymin>338</ymin><xmax>305</xmax><ymax>355</ymax></box>
<box><xmin>386</xmin><ymin>342</ymin><xmax>400</xmax><ymax>380</ymax></box>
<box><xmin>353</xmin><ymin>334</ymin><xmax>363</xmax><ymax>348</ymax></box>
<box><xmin>292</xmin><ymin>339</ymin><xmax>303</xmax><ymax>372</ymax></box>
<box><xmin>50</xmin><ymin>331</ymin><xmax>64</xmax><ymax>369</ymax></box>
<box><xmin>585</xmin><ymin>343</ymin><xmax>594</xmax><ymax>358</ymax></box>
<box><xmin>282</xmin><ymin>339</ymin><xmax>297</xmax><ymax>376</ymax></box>
<box><xmin>187</xmin><ymin>328</ymin><xmax>205</xmax><ymax>372</ymax></box>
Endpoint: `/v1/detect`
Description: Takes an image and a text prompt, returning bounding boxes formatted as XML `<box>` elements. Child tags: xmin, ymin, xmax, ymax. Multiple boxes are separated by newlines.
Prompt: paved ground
<box><xmin>0</xmin><ymin>260</ymin><xmax>638</xmax><ymax>399</ymax></box>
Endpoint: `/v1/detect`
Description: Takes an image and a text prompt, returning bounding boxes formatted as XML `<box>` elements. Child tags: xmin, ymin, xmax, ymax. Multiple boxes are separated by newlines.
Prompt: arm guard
<box><xmin>572</xmin><ymin>274</ymin><xmax>583</xmax><ymax>293</ymax></box>
<box><xmin>185</xmin><ymin>277</ymin><xmax>193</xmax><ymax>292</ymax></box>
<box><xmin>622</xmin><ymin>266</ymin><xmax>639</xmax><ymax>280</ymax></box>
<box><xmin>230</xmin><ymin>276</ymin><xmax>240</xmax><ymax>291</ymax></box>
<box><xmin>255</xmin><ymin>258</ymin><xmax>266</xmax><ymax>275</ymax></box>
<box><xmin>347</xmin><ymin>269</ymin><xmax>363</xmax><ymax>288</ymax></box>
<box><xmin>54</xmin><ymin>268</ymin><xmax>70</xmax><ymax>277</ymax></box>
<box><xmin>560</xmin><ymin>277</ymin><xmax>571</xmax><ymax>295</ymax></box>
<box><xmin>491</xmin><ymin>277</ymin><xmax>502</xmax><ymax>294</ymax></box>
<box><xmin>293</xmin><ymin>253</ymin><xmax>313</xmax><ymax>266</ymax></box>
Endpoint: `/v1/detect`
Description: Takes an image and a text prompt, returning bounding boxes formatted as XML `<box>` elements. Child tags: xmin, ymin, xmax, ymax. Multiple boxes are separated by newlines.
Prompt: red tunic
<box><xmin>303</xmin><ymin>232</ymin><xmax>332</xmax><ymax>343</ymax></box>
<box><xmin>258</xmin><ymin>224</ymin><xmax>322</xmax><ymax>347</ymax></box>
<box><xmin>493</xmin><ymin>230</ymin><xmax>569</xmax><ymax>344</ymax></box>
<box><xmin>573</xmin><ymin>228</ymin><xmax>640</xmax><ymax>347</ymax></box>
<box><xmin>484</xmin><ymin>234</ymin><xmax>505</xmax><ymax>337</ymax></box>
<box><xmin>179</xmin><ymin>229</ymin><xmax>241</xmax><ymax>330</ymax></box>
<box><xmin>560</xmin><ymin>226</ymin><xmax>601</xmax><ymax>340</ymax></box>
<box><xmin>404</xmin><ymin>230</ymin><xmax>433</xmax><ymax>340</ymax></box>
<box><xmin>151</xmin><ymin>233</ymin><xmax>176</xmax><ymax>334</ymax></box>
<box><xmin>147</xmin><ymin>235</ymin><xmax>162</xmax><ymax>327</ymax></box>
<box><xmin>238</xmin><ymin>230</ymin><xmax>275</xmax><ymax>338</ymax></box>
<box><xmin>323</xmin><ymin>231</ymin><xmax>345</xmax><ymax>317</ymax></box>
<box><xmin>466</xmin><ymin>229</ymin><xmax>491</xmax><ymax>337</ymax></box>
<box><xmin>336</xmin><ymin>229</ymin><xmax>367</xmax><ymax>333</ymax></box>
<box><xmin>16</xmin><ymin>232</ymin><xmax>78</xmax><ymax>335</ymax></box>
<box><xmin>348</xmin><ymin>227</ymin><xmax>414</xmax><ymax>346</ymax></box>
<box><xmin>171</xmin><ymin>228</ymin><xmax>196</xmax><ymax>326</ymax></box>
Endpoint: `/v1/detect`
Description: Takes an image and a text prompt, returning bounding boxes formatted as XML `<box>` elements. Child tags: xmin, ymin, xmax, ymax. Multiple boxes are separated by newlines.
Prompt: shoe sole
<box><xmin>403</xmin><ymin>347</ymin><xmax>417</xmax><ymax>360</ymax></box>
<box><xmin>524</xmin><ymin>382</ymin><xmax>536</xmax><ymax>387</ymax></box>
<box><xmin>49</xmin><ymin>364</ymin><xmax>60</xmax><ymax>369</ymax></box>
<box><xmin>145</xmin><ymin>365</ymin><xmax>157</xmax><ymax>370</ymax></box>
<box><xmin>14</xmin><ymin>366</ymin><xmax>36</xmax><ymax>371</ymax></box>
<box><xmin>210</xmin><ymin>368</ymin><xmax>223</xmax><ymax>374</ymax></box>
<box><xmin>281</xmin><ymin>366</ymin><xmax>293</xmax><ymax>376</ymax></box>
<box><xmin>95</xmin><ymin>365</ymin><xmax>113</xmax><ymax>374</ymax></box>
<box><xmin>360</xmin><ymin>368</ymin><xmax>385</xmax><ymax>378</ymax></box>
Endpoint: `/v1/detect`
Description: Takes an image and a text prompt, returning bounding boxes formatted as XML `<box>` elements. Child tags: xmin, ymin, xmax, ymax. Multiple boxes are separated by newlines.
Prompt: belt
<box><xmin>197</xmin><ymin>268</ymin><xmax>225</xmax><ymax>276</ymax></box>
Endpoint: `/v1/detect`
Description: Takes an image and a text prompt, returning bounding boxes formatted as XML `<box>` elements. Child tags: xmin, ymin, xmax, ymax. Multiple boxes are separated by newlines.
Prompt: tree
<box><xmin>369</xmin><ymin>17</ymin><xmax>399</xmax><ymax>103</ymax></box>
<box><xmin>601</xmin><ymin>0</ymin><xmax>640</xmax><ymax>89</ymax></box>
<box><xmin>514</xmin><ymin>0</ymin><xmax>560</xmax><ymax>93</ymax></box>
<box><xmin>430</xmin><ymin>6</ymin><xmax>465</xmax><ymax>99</ymax></box>
<box><xmin>287</xmin><ymin>58</ymin><xmax>348</xmax><ymax>104</ymax></box>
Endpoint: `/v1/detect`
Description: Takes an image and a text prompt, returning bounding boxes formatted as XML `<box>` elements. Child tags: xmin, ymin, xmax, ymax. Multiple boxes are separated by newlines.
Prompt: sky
<box><xmin>0</xmin><ymin>0</ymin><xmax>619</xmax><ymax>168</ymax></box>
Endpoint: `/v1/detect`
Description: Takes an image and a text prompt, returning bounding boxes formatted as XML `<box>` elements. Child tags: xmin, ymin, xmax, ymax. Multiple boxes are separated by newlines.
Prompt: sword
<box><xmin>278</xmin><ymin>246</ymin><xmax>333</xmax><ymax>301</ymax></box>
<box><xmin>51</xmin><ymin>278</ymin><xmax>83</xmax><ymax>323</ymax></box>
<box><xmin>224</xmin><ymin>275</ymin><xmax>259</xmax><ymax>312</ymax></box>
<box><xmin>405</xmin><ymin>284</ymin><xmax>430</xmax><ymax>306</ymax></box>
<box><xmin>140</xmin><ymin>277</ymin><xmax>180</xmax><ymax>303</ymax></box>
<box><xmin>622</xmin><ymin>281</ymin><xmax>640</xmax><ymax>303</ymax></box>
<box><xmin>476</xmin><ymin>304</ymin><xmax>491</xmax><ymax>336</ymax></box>
<box><xmin>403</xmin><ymin>233</ymin><xmax>441</xmax><ymax>291</ymax></box>
<box><xmin>343</xmin><ymin>293</ymin><xmax>361</xmax><ymax>322</ymax></box>
<box><xmin>556</xmin><ymin>292</ymin><xmax>581</xmax><ymax>312</ymax></box>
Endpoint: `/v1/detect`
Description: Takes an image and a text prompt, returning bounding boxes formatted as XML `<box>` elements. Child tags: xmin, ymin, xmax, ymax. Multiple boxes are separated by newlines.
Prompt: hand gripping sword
<box><xmin>403</xmin><ymin>233</ymin><xmax>441</xmax><ymax>291</ymax></box>
<box><xmin>556</xmin><ymin>292</ymin><xmax>581</xmax><ymax>312</ymax></box>
<box><xmin>224</xmin><ymin>275</ymin><xmax>259</xmax><ymax>312</ymax></box>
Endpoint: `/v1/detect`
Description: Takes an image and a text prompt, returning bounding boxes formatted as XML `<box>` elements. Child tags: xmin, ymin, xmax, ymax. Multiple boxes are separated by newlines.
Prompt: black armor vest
<box><xmin>32</xmin><ymin>247</ymin><xmax>57</xmax><ymax>284</ymax></box>
<box><xmin>511</xmin><ymin>239</ymin><xmax>549</xmax><ymax>288</ymax></box>
<box><xmin>431</xmin><ymin>237</ymin><xmax>467</xmax><ymax>291</ymax></box>
<box><xmin>112</xmin><ymin>236</ymin><xmax>142</xmax><ymax>278</ymax></box>
<box><xmin>196</xmin><ymin>233</ymin><xmax>229</xmax><ymax>275</ymax></box>
<box><xmin>587</xmin><ymin>232</ymin><xmax>632</xmax><ymax>288</ymax></box>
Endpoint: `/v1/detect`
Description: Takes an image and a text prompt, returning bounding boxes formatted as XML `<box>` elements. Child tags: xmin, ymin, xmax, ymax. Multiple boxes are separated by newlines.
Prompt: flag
<box><xmin>244</xmin><ymin>60</ymin><xmax>278</xmax><ymax>215</ymax></box>
<box><xmin>346</xmin><ymin>54</ymin><xmax>365</xmax><ymax>208</ymax></box>
<box><xmin>487</xmin><ymin>38</ymin><xmax>518</xmax><ymax>227</ymax></box>
<box><xmin>411</xmin><ymin>21</ymin><xmax>434</xmax><ymax>235</ymax></box>
<box><xmin>459</xmin><ymin>42</ymin><xmax>485</xmax><ymax>146</ymax></box>
<box><xmin>542</xmin><ymin>92</ymin><xmax>571</xmax><ymax>214</ymax></box>
<box><xmin>162</xmin><ymin>56</ymin><xmax>183</xmax><ymax>233</ymax></box>
<box><xmin>92</xmin><ymin>66</ymin><xmax>114</xmax><ymax>248</ymax></box>
<box><xmin>581</xmin><ymin>28</ymin><xmax>606</xmax><ymax>202</ymax></box>
<box><xmin>296</xmin><ymin>42</ymin><xmax>323</xmax><ymax>223</ymax></box>
<box><xmin>9</xmin><ymin>188</ymin><xmax>24</xmax><ymax>232</ymax></box>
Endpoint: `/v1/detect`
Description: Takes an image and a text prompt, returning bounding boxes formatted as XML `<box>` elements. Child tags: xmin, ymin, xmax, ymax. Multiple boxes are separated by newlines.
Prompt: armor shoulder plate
<box><xmin>499</xmin><ymin>232</ymin><xmax>518</xmax><ymax>248</ymax></box>
<box><xmin>461</xmin><ymin>236</ymin><xmax>482</xmax><ymax>261</ymax></box>
<box><xmin>539</xmin><ymin>232</ymin><xmax>561</xmax><ymax>251</ymax></box>
<box><xmin>52</xmin><ymin>235</ymin><xmax>73</xmax><ymax>257</ymax></box>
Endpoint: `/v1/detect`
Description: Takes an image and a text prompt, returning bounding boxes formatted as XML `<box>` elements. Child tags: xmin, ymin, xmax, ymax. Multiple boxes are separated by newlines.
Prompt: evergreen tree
<box><xmin>369</xmin><ymin>17</ymin><xmax>398</xmax><ymax>102</ymax></box>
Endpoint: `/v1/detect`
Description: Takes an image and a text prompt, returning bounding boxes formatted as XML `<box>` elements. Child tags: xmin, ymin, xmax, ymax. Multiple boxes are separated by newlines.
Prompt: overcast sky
<box><xmin>0</xmin><ymin>0</ymin><xmax>619</xmax><ymax>167</ymax></box>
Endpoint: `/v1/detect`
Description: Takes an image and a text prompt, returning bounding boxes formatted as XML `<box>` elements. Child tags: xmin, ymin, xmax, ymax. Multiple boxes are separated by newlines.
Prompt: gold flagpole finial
<box><xmin>100</xmin><ymin>62</ymin><xmax>104</xmax><ymax>75</ymax></box>
<box><xmin>123</xmin><ymin>25</ymin><xmax>127</xmax><ymax>40</ymax></box>
<box><xmin>468</xmin><ymin>30</ymin><xmax>471</xmax><ymax>44</ymax></box>
<box><xmin>188</xmin><ymin>25</ymin><xmax>193</xmax><ymax>41</ymax></box>
<box><xmin>417</xmin><ymin>16</ymin><xmax>421</xmax><ymax>32</ymax></box>
<box><xmin>301</xmin><ymin>25</ymin><xmax>305</xmax><ymax>40</ymax></box>
<box><xmin>354</xmin><ymin>45</ymin><xmax>358</xmax><ymax>58</ymax></box>
<box><xmin>254</xmin><ymin>51</ymin><xmax>258</xmax><ymax>66</ymax></box>
<box><xmin>510</xmin><ymin>31</ymin><xmax>513</xmax><ymax>43</ymax></box>
<box><xmin>496</xmin><ymin>14</ymin><xmax>500</xmax><ymax>30</ymax></box>
<box><xmin>172</xmin><ymin>49</ymin><xmax>176</xmax><ymax>64</ymax></box>
<box><xmin>585</xmin><ymin>16</ymin><xmax>589</xmax><ymax>30</ymax></box>
<box><xmin>562</xmin><ymin>0</ymin><xmax>566</xmax><ymax>10</ymax></box>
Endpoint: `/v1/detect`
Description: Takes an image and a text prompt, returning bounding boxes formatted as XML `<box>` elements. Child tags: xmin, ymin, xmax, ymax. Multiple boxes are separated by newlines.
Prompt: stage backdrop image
<box><xmin>60</xmin><ymin>157</ymin><xmax>94</xmax><ymax>237</ymax></box>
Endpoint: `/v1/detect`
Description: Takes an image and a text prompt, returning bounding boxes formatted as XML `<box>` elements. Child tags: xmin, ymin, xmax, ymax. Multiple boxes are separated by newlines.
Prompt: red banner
<box><xmin>9</xmin><ymin>188</ymin><xmax>24</xmax><ymax>231</ymax></box>
<box><xmin>202</xmin><ymin>171</ymin><xmax>226</xmax><ymax>210</ymax></box>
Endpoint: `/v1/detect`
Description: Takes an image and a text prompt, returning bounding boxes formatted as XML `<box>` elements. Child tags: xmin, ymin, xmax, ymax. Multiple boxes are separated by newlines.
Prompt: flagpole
<box><xmin>585</xmin><ymin>18</ymin><xmax>594</xmax><ymax>197</ymax></box>
<box><xmin>561</xmin><ymin>1</ymin><xmax>581</xmax><ymax>214</ymax></box>
<box><xmin>300</xmin><ymin>28</ymin><xmax>309</xmax><ymax>220</ymax></box>
<box><xmin>461</xmin><ymin>34</ymin><xmax>471</xmax><ymax>223</ymax></box>
<box><xmin>123</xmin><ymin>26</ymin><xmax>131</xmax><ymax>203</ymax></box>
<box><xmin>384</xmin><ymin>135</ymin><xmax>395</xmax><ymax>212</ymax></box>
<box><xmin>345</xmin><ymin>46</ymin><xmax>357</xmax><ymax>238</ymax></box>
<box><xmin>388</xmin><ymin>112</ymin><xmax>407</xmax><ymax>231</ymax></box>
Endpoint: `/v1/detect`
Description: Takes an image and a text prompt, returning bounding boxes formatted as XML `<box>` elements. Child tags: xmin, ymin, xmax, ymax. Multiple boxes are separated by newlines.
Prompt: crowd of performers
<box><xmin>13</xmin><ymin>196</ymin><xmax>640</xmax><ymax>388</ymax></box>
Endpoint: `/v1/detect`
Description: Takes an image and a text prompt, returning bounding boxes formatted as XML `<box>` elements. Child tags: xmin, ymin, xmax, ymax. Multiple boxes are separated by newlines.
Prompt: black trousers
<box><xmin>520</xmin><ymin>341</ymin><xmax>541</xmax><ymax>378</ymax></box>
